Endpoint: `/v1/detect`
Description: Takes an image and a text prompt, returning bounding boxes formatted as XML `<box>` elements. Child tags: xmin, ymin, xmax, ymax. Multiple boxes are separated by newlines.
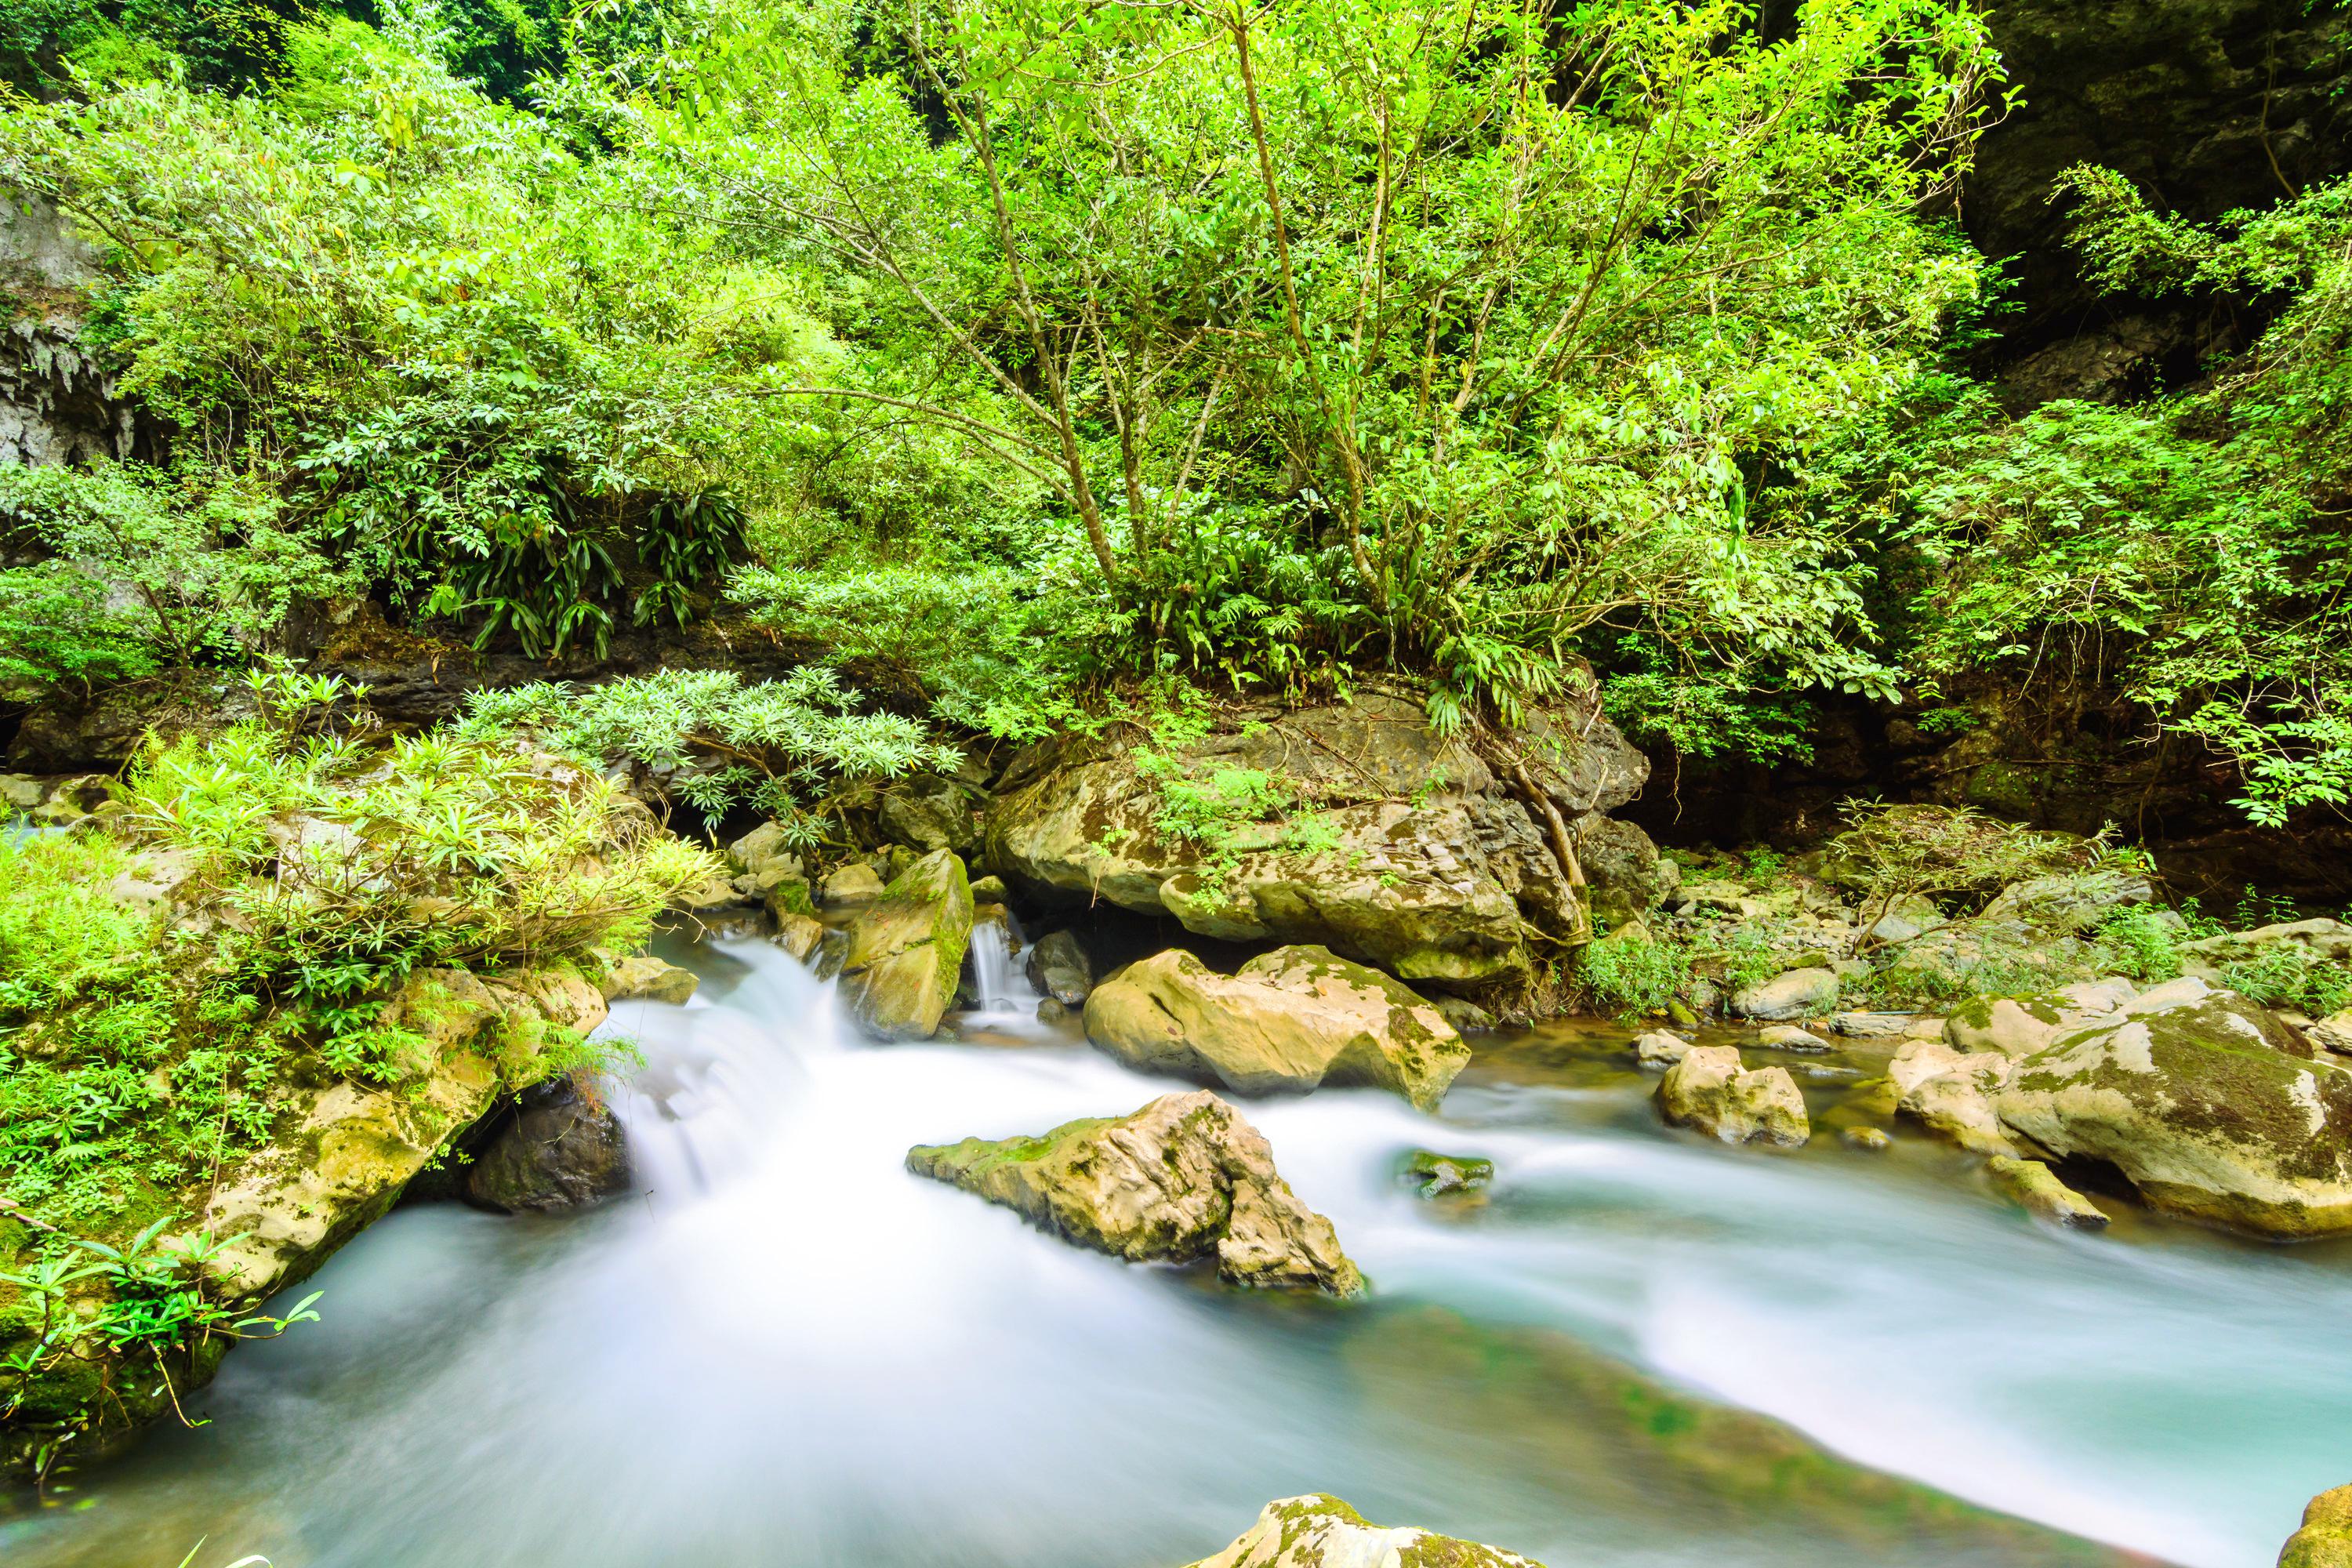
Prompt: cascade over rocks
<box><xmin>906</xmin><ymin>1090</ymin><xmax>1363</xmax><ymax>1295</ymax></box>
<box><xmin>1993</xmin><ymin>978</ymin><xmax>2352</xmax><ymax>1238</ymax></box>
<box><xmin>1184</xmin><ymin>1495</ymin><xmax>1544</xmax><ymax>1568</ymax></box>
<box><xmin>982</xmin><ymin>688</ymin><xmax>1653</xmax><ymax>989</ymax></box>
<box><xmin>1082</xmin><ymin>945</ymin><xmax>1469</xmax><ymax>1111</ymax></box>
<box><xmin>838</xmin><ymin>848</ymin><xmax>975</xmax><ymax>1040</ymax></box>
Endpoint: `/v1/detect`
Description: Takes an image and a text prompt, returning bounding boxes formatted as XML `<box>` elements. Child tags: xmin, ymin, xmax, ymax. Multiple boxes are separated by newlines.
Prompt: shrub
<box><xmin>1576</xmin><ymin>928</ymin><xmax>1696</xmax><ymax>1022</ymax></box>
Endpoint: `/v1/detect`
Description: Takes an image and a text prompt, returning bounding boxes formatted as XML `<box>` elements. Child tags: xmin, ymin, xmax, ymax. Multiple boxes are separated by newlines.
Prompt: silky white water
<box><xmin>9</xmin><ymin>933</ymin><xmax>2352</xmax><ymax>1568</ymax></box>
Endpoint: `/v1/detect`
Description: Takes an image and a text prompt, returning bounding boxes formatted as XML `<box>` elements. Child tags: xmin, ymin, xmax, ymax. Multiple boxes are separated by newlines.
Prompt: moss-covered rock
<box><xmin>906</xmin><ymin>1090</ymin><xmax>1363</xmax><ymax>1295</ymax></box>
<box><xmin>983</xmin><ymin>690</ymin><xmax>1649</xmax><ymax>987</ymax></box>
<box><xmin>1401</xmin><ymin>1149</ymin><xmax>1494</xmax><ymax>1198</ymax></box>
<box><xmin>1082</xmin><ymin>945</ymin><xmax>1469</xmax><ymax>1111</ymax></box>
<box><xmin>599</xmin><ymin>953</ymin><xmax>698</xmax><ymax>1005</ymax></box>
<box><xmin>1185</xmin><ymin>1494</ymin><xmax>1544</xmax><ymax>1568</ymax></box>
<box><xmin>1994</xmin><ymin>978</ymin><xmax>2352</xmax><ymax>1237</ymax></box>
<box><xmin>1890</xmin><ymin>1039</ymin><xmax>2025</xmax><ymax>1157</ymax></box>
<box><xmin>2281</xmin><ymin>1484</ymin><xmax>2352</xmax><ymax>1568</ymax></box>
<box><xmin>838</xmin><ymin>848</ymin><xmax>975</xmax><ymax>1040</ymax></box>
<box><xmin>1987</xmin><ymin>1156</ymin><xmax>2109</xmax><ymax>1229</ymax></box>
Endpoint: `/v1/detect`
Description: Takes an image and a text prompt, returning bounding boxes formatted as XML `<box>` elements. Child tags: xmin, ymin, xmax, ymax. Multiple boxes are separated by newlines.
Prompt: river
<box><xmin>7</xmin><ymin>927</ymin><xmax>2350</xmax><ymax>1568</ymax></box>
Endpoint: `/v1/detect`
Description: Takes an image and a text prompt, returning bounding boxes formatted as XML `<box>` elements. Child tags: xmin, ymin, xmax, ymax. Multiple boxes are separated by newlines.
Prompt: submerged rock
<box><xmin>466</xmin><ymin>1076</ymin><xmax>630</xmax><ymax>1213</ymax></box>
<box><xmin>2281</xmin><ymin>1484</ymin><xmax>2352</xmax><ymax>1568</ymax></box>
<box><xmin>1082</xmin><ymin>945</ymin><xmax>1468</xmax><ymax>1110</ymax></box>
<box><xmin>839</xmin><ymin>849</ymin><xmax>975</xmax><ymax>1040</ymax></box>
<box><xmin>1401</xmin><ymin>1149</ymin><xmax>1494</xmax><ymax>1198</ymax></box>
<box><xmin>1658</xmin><ymin>1046</ymin><xmax>1809</xmax><ymax>1146</ymax></box>
<box><xmin>1184</xmin><ymin>1495</ymin><xmax>1544</xmax><ymax>1568</ymax></box>
<box><xmin>906</xmin><ymin>1090</ymin><xmax>1363</xmax><ymax>1294</ymax></box>
<box><xmin>1993</xmin><ymin>978</ymin><xmax>2352</xmax><ymax>1237</ymax></box>
<box><xmin>1025</xmin><ymin>927</ymin><xmax>1094</xmax><ymax>1006</ymax></box>
<box><xmin>1987</xmin><ymin>1156</ymin><xmax>2109</xmax><ymax>1229</ymax></box>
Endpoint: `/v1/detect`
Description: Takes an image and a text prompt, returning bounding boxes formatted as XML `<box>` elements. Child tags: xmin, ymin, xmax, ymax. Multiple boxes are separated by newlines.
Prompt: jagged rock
<box><xmin>1657</xmin><ymin>1046</ymin><xmax>1809</xmax><ymax>1146</ymax></box>
<box><xmin>465</xmin><ymin>1076</ymin><xmax>630</xmax><ymax>1214</ymax></box>
<box><xmin>906</xmin><ymin>1091</ymin><xmax>1363</xmax><ymax>1294</ymax></box>
<box><xmin>984</xmin><ymin>689</ymin><xmax>1646</xmax><ymax>987</ymax></box>
<box><xmin>1185</xmin><ymin>1495</ymin><xmax>1544</xmax><ymax>1568</ymax></box>
<box><xmin>1987</xmin><ymin>1156</ymin><xmax>2108</xmax><ymax>1229</ymax></box>
<box><xmin>1993</xmin><ymin>978</ymin><xmax>2352</xmax><ymax>1237</ymax></box>
<box><xmin>839</xmin><ymin>849</ymin><xmax>975</xmax><ymax>1040</ymax></box>
<box><xmin>1731</xmin><ymin>966</ymin><xmax>1840</xmax><ymax>1022</ymax></box>
<box><xmin>599</xmin><ymin>953</ymin><xmax>698</xmax><ymax>1005</ymax></box>
<box><xmin>200</xmin><ymin>968</ymin><xmax>607</xmax><ymax>1297</ymax></box>
<box><xmin>1889</xmin><ymin>1039</ymin><xmax>2023</xmax><ymax>1156</ymax></box>
<box><xmin>1755</xmin><ymin>1025</ymin><xmax>1831</xmax><ymax>1053</ymax></box>
<box><xmin>2281</xmin><ymin>1484</ymin><xmax>2352</xmax><ymax>1568</ymax></box>
<box><xmin>1082</xmin><ymin>945</ymin><xmax>1469</xmax><ymax>1111</ymax></box>
<box><xmin>1634</xmin><ymin>1029</ymin><xmax>1694</xmax><ymax>1069</ymax></box>
<box><xmin>821</xmin><ymin>862</ymin><xmax>887</xmax><ymax>906</ymax></box>
<box><xmin>1025</xmin><ymin>927</ymin><xmax>1094</xmax><ymax>1006</ymax></box>
<box><xmin>1400</xmin><ymin>1149</ymin><xmax>1494</xmax><ymax>1197</ymax></box>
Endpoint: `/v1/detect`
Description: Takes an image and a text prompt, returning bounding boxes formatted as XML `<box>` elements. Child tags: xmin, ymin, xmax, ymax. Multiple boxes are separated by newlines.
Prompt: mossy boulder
<box><xmin>983</xmin><ymin>690</ymin><xmax>1649</xmax><ymax>988</ymax></box>
<box><xmin>906</xmin><ymin>1090</ymin><xmax>1363</xmax><ymax>1294</ymax></box>
<box><xmin>2281</xmin><ymin>1484</ymin><xmax>2352</xmax><ymax>1568</ymax></box>
<box><xmin>1987</xmin><ymin>1156</ymin><xmax>2109</xmax><ymax>1229</ymax></box>
<box><xmin>1890</xmin><ymin>1039</ymin><xmax>2024</xmax><ymax>1157</ymax></box>
<box><xmin>1185</xmin><ymin>1494</ymin><xmax>1544</xmax><ymax>1568</ymax></box>
<box><xmin>1657</xmin><ymin>1046</ymin><xmax>1809</xmax><ymax>1146</ymax></box>
<box><xmin>838</xmin><ymin>849</ymin><xmax>975</xmax><ymax>1040</ymax></box>
<box><xmin>599</xmin><ymin>953</ymin><xmax>698</xmax><ymax>1005</ymax></box>
<box><xmin>1994</xmin><ymin>978</ymin><xmax>2352</xmax><ymax>1237</ymax></box>
<box><xmin>1082</xmin><ymin>945</ymin><xmax>1469</xmax><ymax>1111</ymax></box>
<box><xmin>1730</xmin><ymin>966</ymin><xmax>1840</xmax><ymax>1022</ymax></box>
<box><xmin>1401</xmin><ymin>1149</ymin><xmax>1494</xmax><ymax>1197</ymax></box>
<box><xmin>200</xmin><ymin>967</ymin><xmax>607</xmax><ymax>1297</ymax></box>
<box><xmin>1025</xmin><ymin>927</ymin><xmax>1094</xmax><ymax>1006</ymax></box>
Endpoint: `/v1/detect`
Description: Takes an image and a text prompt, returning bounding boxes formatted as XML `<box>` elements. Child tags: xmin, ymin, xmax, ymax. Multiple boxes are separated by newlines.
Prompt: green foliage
<box><xmin>2218</xmin><ymin>944</ymin><xmax>2352</xmax><ymax>1018</ymax></box>
<box><xmin>453</xmin><ymin>666</ymin><xmax>960</xmax><ymax>828</ymax></box>
<box><xmin>0</xmin><ymin>460</ymin><xmax>349</xmax><ymax>693</ymax></box>
<box><xmin>1828</xmin><ymin>801</ymin><xmax>2100</xmax><ymax>955</ymax></box>
<box><xmin>1575</xmin><ymin>928</ymin><xmax>1695</xmax><ymax>1022</ymax></box>
<box><xmin>2090</xmin><ymin>905</ymin><xmax>2187</xmax><ymax>985</ymax></box>
<box><xmin>1857</xmin><ymin>172</ymin><xmax>2352</xmax><ymax>829</ymax></box>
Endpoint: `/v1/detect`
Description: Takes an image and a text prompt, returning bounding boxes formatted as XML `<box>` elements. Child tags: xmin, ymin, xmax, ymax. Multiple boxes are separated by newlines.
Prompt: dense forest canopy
<box><xmin>0</xmin><ymin>0</ymin><xmax>2347</xmax><ymax>829</ymax></box>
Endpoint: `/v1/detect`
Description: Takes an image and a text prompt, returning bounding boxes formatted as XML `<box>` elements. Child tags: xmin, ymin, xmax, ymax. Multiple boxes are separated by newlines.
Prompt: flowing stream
<box><xmin>9</xmin><ymin>931</ymin><xmax>2352</xmax><ymax>1568</ymax></box>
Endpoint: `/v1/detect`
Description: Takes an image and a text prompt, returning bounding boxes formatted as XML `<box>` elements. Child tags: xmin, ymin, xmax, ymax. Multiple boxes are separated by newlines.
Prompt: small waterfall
<box><xmin>962</xmin><ymin>906</ymin><xmax>1037</xmax><ymax>1021</ymax></box>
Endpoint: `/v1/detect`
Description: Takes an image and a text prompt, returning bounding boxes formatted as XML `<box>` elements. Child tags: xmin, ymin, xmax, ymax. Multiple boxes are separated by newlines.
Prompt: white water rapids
<box><xmin>8</xmin><ymin>932</ymin><xmax>2352</xmax><ymax>1568</ymax></box>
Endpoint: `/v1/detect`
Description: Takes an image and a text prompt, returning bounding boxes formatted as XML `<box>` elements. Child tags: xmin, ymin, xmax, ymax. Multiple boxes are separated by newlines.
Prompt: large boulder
<box><xmin>1082</xmin><ymin>946</ymin><xmax>1469</xmax><ymax>1111</ymax></box>
<box><xmin>839</xmin><ymin>849</ymin><xmax>975</xmax><ymax>1040</ymax></box>
<box><xmin>201</xmin><ymin>967</ymin><xmax>607</xmax><ymax>1298</ymax></box>
<box><xmin>1993</xmin><ymin>978</ymin><xmax>2352</xmax><ymax>1237</ymax></box>
<box><xmin>983</xmin><ymin>689</ymin><xmax>1646</xmax><ymax>987</ymax></box>
<box><xmin>1575</xmin><ymin>813</ymin><xmax>1675</xmax><ymax>928</ymax></box>
<box><xmin>2281</xmin><ymin>1485</ymin><xmax>2352</xmax><ymax>1568</ymax></box>
<box><xmin>1657</xmin><ymin>1046</ymin><xmax>1809</xmax><ymax>1146</ymax></box>
<box><xmin>906</xmin><ymin>1091</ymin><xmax>1363</xmax><ymax>1294</ymax></box>
<box><xmin>465</xmin><ymin>1076</ymin><xmax>630</xmax><ymax>1213</ymax></box>
<box><xmin>1185</xmin><ymin>1495</ymin><xmax>1543</xmax><ymax>1568</ymax></box>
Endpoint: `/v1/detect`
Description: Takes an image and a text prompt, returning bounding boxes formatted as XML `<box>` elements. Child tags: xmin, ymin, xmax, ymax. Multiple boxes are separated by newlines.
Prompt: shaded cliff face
<box><xmin>1</xmin><ymin>195</ymin><xmax>145</xmax><ymax>466</ymax></box>
<box><xmin>1967</xmin><ymin>0</ymin><xmax>2351</xmax><ymax>375</ymax></box>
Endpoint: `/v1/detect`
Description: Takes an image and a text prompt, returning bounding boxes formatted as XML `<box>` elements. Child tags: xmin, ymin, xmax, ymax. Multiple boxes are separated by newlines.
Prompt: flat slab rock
<box><xmin>1185</xmin><ymin>1494</ymin><xmax>1544</xmax><ymax>1568</ymax></box>
<box><xmin>906</xmin><ymin>1091</ymin><xmax>1363</xmax><ymax>1295</ymax></box>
